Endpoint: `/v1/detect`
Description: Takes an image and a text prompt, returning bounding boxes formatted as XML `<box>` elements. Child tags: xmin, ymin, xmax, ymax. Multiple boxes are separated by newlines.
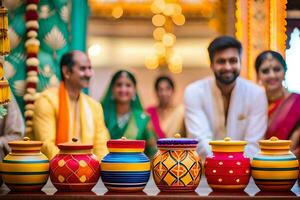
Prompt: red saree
<box><xmin>266</xmin><ymin>93</ymin><xmax>300</xmax><ymax>140</ymax></box>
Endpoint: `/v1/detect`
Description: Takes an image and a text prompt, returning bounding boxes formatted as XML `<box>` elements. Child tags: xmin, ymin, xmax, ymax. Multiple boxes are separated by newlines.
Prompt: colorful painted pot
<box><xmin>152</xmin><ymin>133</ymin><xmax>201</xmax><ymax>192</ymax></box>
<box><xmin>0</xmin><ymin>137</ymin><xmax>49</xmax><ymax>191</ymax></box>
<box><xmin>101</xmin><ymin>137</ymin><xmax>150</xmax><ymax>192</ymax></box>
<box><xmin>251</xmin><ymin>136</ymin><xmax>299</xmax><ymax>191</ymax></box>
<box><xmin>205</xmin><ymin>137</ymin><xmax>250</xmax><ymax>191</ymax></box>
<box><xmin>50</xmin><ymin>138</ymin><xmax>100</xmax><ymax>191</ymax></box>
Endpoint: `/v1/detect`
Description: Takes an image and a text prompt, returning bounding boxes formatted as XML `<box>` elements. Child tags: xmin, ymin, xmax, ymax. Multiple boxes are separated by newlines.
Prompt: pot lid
<box><xmin>58</xmin><ymin>138</ymin><xmax>93</xmax><ymax>150</ymax></box>
<box><xmin>8</xmin><ymin>137</ymin><xmax>43</xmax><ymax>150</ymax></box>
<box><xmin>259</xmin><ymin>136</ymin><xmax>291</xmax><ymax>150</ymax></box>
<box><xmin>157</xmin><ymin>133</ymin><xmax>198</xmax><ymax>148</ymax></box>
<box><xmin>107</xmin><ymin>137</ymin><xmax>145</xmax><ymax>152</ymax></box>
<box><xmin>209</xmin><ymin>137</ymin><xmax>247</xmax><ymax>152</ymax></box>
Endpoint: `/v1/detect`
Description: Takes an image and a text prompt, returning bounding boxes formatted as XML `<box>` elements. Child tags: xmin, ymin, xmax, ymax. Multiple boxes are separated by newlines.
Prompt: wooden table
<box><xmin>0</xmin><ymin>177</ymin><xmax>299</xmax><ymax>200</ymax></box>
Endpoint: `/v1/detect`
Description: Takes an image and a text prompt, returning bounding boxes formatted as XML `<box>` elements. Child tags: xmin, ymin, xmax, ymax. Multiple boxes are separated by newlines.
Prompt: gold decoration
<box><xmin>58</xmin><ymin>159</ymin><xmax>66</xmax><ymax>167</ymax></box>
<box><xmin>79</xmin><ymin>175</ymin><xmax>87</xmax><ymax>183</ymax></box>
<box><xmin>235</xmin><ymin>0</ymin><xmax>287</xmax><ymax>81</ymax></box>
<box><xmin>79</xmin><ymin>160</ymin><xmax>87</xmax><ymax>167</ymax></box>
<box><xmin>0</xmin><ymin>76</ymin><xmax>10</xmax><ymax>104</ymax></box>
<box><xmin>0</xmin><ymin>6</ymin><xmax>10</xmax><ymax>55</ymax></box>
<box><xmin>270</xmin><ymin>0</ymin><xmax>287</xmax><ymax>57</ymax></box>
<box><xmin>58</xmin><ymin>175</ymin><xmax>65</xmax><ymax>182</ymax></box>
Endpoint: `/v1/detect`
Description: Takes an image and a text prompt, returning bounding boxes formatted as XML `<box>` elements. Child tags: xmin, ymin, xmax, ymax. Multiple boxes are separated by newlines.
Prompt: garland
<box><xmin>24</xmin><ymin>0</ymin><xmax>39</xmax><ymax>136</ymax></box>
<box><xmin>0</xmin><ymin>2</ymin><xmax>11</xmax><ymax>116</ymax></box>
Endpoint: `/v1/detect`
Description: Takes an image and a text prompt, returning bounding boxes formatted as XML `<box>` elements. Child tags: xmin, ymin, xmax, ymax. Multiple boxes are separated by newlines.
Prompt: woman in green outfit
<box><xmin>101</xmin><ymin>70</ymin><xmax>157</xmax><ymax>158</ymax></box>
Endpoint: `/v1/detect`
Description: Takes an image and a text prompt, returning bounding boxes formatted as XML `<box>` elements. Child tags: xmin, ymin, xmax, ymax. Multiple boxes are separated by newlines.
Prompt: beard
<box><xmin>214</xmin><ymin>70</ymin><xmax>240</xmax><ymax>85</ymax></box>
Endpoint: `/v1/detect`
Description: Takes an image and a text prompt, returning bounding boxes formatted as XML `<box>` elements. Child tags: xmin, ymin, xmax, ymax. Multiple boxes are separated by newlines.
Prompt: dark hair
<box><xmin>154</xmin><ymin>76</ymin><xmax>175</xmax><ymax>91</ymax></box>
<box><xmin>208</xmin><ymin>36</ymin><xmax>242</xmax><ymax>62</ymax></box>
<box><xmin>60</xmin><ymin>51</ymin><xmax>76</xmax><ymax>80</ymax></box>
<box><xmin>255</xmin><ymin>50</ymin><xmax>287</xmax><ymax>73</ymax></box>
<box><xmin>111</xmin><ymin>70</ymin><xmax>137</xmax><ymax>87</ymax></box>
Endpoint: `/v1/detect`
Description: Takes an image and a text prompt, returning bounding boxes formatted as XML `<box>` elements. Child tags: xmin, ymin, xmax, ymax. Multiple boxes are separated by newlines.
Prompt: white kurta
<box><xmin>184</xmin><ymin>77</ymin><xmax>267</xmax><ymax>158</ymax></box>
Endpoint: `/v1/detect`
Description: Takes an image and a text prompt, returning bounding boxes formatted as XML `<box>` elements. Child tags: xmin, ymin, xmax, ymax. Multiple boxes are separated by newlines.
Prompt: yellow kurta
<box><xmin>33</xmin><ymin>87</ymin><xmax>110</xmax><ymax>160</ymax></box>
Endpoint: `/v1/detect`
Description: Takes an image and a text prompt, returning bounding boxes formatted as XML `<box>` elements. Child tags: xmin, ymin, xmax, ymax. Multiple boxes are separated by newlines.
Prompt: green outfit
<box><xmin>101</xmin><ymin>75</ymin><xmax>157</xmax><ymax>158</ymax></box>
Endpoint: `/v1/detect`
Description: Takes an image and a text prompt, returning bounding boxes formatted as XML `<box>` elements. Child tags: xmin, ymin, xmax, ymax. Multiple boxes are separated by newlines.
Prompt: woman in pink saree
<box><xmin>255</xmin><ymin>50</ymin><xmax>300</xmax><ymax>156</ymax></box>
<box><xmin>146</xmin><ymin>76</ymin><xmax>185</xmax><ymax>138</ymax></box>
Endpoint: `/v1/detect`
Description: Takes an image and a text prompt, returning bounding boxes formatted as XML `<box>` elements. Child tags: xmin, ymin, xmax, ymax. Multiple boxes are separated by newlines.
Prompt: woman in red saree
<box><xmin>255</xmin><ymin>50</ymin><xmax>300</xmax><ymax>156</ymax></box>
<box><xmin>146</xmin><ymin>76</ymin><xmax>185</xmax><ymax>138</ymax></box>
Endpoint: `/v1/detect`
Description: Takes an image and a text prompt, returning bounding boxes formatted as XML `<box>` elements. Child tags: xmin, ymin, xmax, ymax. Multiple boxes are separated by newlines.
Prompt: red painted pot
<box><xmin>50</xmin><ymin>139</ymin><xmax>100</xmax><ymax>191</ymax></box>
<box><xmin>205</xmin><ymin>137</ymin><xmax>250</xmax><ymax>191</ymax></box>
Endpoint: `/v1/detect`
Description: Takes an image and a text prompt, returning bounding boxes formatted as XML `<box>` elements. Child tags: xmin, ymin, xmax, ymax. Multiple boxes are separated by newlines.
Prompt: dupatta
<box><xmin>101</xmin><ymin>73</ymin><xmax>149</xmax><ymax>140</ymax></box>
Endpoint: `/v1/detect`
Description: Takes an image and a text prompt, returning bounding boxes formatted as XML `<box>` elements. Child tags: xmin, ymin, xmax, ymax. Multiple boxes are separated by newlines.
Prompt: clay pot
<box><xmin>50</xmin><ymin>138</ymin><xmax>100</xmax><ymax>191</ymax></box>
<box><xmin>205</xmin><ymin>137</ymin><xmax>250</xmax><ymax>191</ymax></box>
<box><xmin>101</xmin><ymin>137</ymin><xmax>150</xmax><ymax>192</ymax></box>
<box><xmin>152</xmin><ymin>133</ymin><xmax>201</xmax><ymax>192</ymax></box>
<box><xmin>0</xmin><ymin>137</ymin><xmax>49</xmax><ymax>191</ymax></box>
<box><xmin>251</xmin><ymin>136</ymin><xmax>299</xmax><ymax>191</ymax></box>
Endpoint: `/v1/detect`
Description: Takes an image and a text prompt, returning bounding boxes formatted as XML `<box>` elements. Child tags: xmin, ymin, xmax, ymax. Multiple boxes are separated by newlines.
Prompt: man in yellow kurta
<box><xmin>33</xmin><ymin>50</ymin><xmax>109</xmax><ymax>160</ymax></box>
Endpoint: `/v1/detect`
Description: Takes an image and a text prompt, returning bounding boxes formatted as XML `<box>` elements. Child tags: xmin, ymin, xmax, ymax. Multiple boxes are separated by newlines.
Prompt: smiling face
<box><xmin>63</xmin><ymin>51</ymin><xmax>93</xmax><ymax>90</ymax></box>
<box><xmin>112</xmin><ymin>74</ymin><xmax>136</xmax><ymax>104</ymax></box>
<box><xmin>257</xmin><ymin>57</ymin><xmax>285</xmax><ymax>93</ymax></box>
<box><xmin>211</xmin><ymin>47</ymin><xmax>241</xmax><ymax>85</ymax></box>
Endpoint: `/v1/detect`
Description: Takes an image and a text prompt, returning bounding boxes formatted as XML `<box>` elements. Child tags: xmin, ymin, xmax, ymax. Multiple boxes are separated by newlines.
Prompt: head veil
<box><xmin>101</xmin><ymin>70</ymin><xmax>147</xmax><ymax>134</ymax></box>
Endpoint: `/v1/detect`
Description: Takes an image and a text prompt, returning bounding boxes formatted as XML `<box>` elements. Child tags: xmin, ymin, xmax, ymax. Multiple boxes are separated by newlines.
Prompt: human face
<box><xmin>112</xmin><ymin>75</ymin><xmax>136</xmax><ymax>104</ymax></box>
<box><xmin>65</xmin><ymin>52</ymin><xmax>93</xmax><ymax>89</ymax></box>
<box><xmin>257</xmin><ymin>58</ymin><xmax>285</xmax><ymax>93</ymax></box>
<box><xmin>211</xmin><ymin>48</ymin><xmax>241</xmax><ymax>85</ymax></box>
<box><xmin>156</xmin><ymin>80</ymin><xmax>174</xmax><ymax>106</ymax></box>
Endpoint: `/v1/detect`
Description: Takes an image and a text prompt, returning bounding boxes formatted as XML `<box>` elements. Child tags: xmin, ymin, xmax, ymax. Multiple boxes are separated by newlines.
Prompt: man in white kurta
<box><xmin>184</xmin><ymin>36</ymin><xmax>267</xmax><ymax>158</ymax></box>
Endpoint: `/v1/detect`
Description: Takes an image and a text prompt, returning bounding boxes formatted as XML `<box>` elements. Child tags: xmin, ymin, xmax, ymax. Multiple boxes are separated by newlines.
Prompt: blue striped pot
<box><xmin>101</xmin><ymin>138</ymin><xmax>150</xmax><ymax>192</ymax></box>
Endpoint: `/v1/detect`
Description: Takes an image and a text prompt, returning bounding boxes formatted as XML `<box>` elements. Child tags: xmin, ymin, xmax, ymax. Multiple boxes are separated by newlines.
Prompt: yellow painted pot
<box><xmin>0</xmin><ymin>137</ymin><xmax>49</xmax><ymax>191</ymax></box>
<box><xmin>251</xmin><ymin>137</ymin><xmax>299</xmax><ymax>191</ymax></box>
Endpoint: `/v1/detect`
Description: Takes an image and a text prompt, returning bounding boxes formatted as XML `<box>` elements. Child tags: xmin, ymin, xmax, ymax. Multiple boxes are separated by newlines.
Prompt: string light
<box><xmin>112</xmin><ymin>6</ymin><xmax>123</xmax><ymax>19</ymax></box>
<box><xmin>147</xmin><ymin>0</ymin><xmax>185</xmax><ymax>73</ymax></box>
<box><xmin>152</xmin><ymin>14</ymin><xmax>166</xmax><ymax>27</ymax></box>
<box><xmin>153</xmin><ymin>27</ymin><xmax>166</xmax><ymax>41</ymax></box>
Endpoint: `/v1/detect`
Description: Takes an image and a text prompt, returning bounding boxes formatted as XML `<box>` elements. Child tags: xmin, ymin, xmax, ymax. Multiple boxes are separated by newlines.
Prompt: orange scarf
<box><xmin>56</xmin><ymin>82</ymin><xmax>69</xmax><ymax>144</ymax></box>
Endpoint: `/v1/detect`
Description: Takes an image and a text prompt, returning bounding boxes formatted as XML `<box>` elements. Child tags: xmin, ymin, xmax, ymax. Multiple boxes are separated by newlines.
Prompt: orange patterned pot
<box><xmin>50</xmin><ymin>139</ymin><xmax>100</xmax><ymax>191</ymax></box>
<box><xmin>152</xmin><ymin>134</ymin><xmax>201</xmax><ymax>192</ymax></box>
<box><xmin>0</xmin><ymin>137</ymin><xmax>49</xmax><ymax>191</ymax></box>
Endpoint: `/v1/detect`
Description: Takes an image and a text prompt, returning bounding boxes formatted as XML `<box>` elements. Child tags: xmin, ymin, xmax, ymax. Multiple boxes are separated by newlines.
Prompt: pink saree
<box><xmin>266</xmin><ymin>93</ymin><xmax>300</xmax><ymax>140</ymax></box>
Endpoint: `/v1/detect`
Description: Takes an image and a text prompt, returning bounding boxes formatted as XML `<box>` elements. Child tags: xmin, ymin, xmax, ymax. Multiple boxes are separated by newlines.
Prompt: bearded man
<box><xmin>184</xmin><ymin>36</ymin><xmax>267</xmax><ymax>158</ymax></box>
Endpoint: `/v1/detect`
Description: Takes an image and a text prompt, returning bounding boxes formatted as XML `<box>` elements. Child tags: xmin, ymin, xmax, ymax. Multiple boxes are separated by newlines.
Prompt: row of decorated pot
<box><xmin>206</xmin><ymin>136</ymin><xmax>299</xmax><ymax>192</ymax></box>
<box><xmin>0</xmin><ymin>135</ymin><xmax>298</xmax><ymax>193</ymax></box>
<box><xmin>153</xmin><ymin>135</ymin><xmax>299</xmax><ymax>192</ymax></box>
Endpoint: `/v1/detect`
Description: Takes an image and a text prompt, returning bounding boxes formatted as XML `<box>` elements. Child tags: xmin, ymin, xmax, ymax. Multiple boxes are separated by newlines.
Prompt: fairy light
<box><xmin>147</xmin><ymin>0</ymin><xmax>185</xmax><ymax>73</ymax></box>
